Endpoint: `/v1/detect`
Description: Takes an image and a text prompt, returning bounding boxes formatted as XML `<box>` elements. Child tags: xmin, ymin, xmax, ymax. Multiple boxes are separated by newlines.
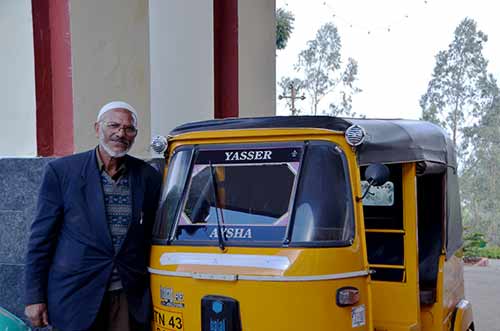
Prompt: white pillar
<box><xmin>0</xmin><ymin>0</ymin><xmax>37</xmax><ymax>157</ymax></box>
<box><xmin>238</xmin><ymin>0</ymin><xmax>276</xmax><ymax>118</ymax></box>
<box><xmin>149</xmin><ymin>0</ymin><xmax>214</xmax><ymax>140</ymax></box>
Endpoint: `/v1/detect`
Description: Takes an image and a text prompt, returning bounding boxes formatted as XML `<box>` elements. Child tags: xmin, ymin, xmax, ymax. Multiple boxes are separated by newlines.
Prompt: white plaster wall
<box><xmin>0</xmin><ymin>0</ymin><xmax>37</xmax><ymax>156</ymax></box>
<box><xmin>69</xmin><ymin>0</ymin><xmax>150</xmax><ymax>157</ymax></box>
<box><xmin>149</xmin><ymin>0</ymin><xmax>214</xmax><ymax>140</ymax></box>
<box><xmin>238</xmin><ymin>0</ymin><xmax>276</xmax><ymax>118</ymax></box>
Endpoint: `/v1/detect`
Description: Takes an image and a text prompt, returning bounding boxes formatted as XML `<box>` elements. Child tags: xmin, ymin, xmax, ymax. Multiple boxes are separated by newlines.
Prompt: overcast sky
<box><xmin>276</xmin><ymin>0</ymin><xmax>500</xmax><ymax>119</ymax></box>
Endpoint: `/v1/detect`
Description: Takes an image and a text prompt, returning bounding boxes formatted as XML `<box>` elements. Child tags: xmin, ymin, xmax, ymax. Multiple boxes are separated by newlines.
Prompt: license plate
<box><xmin>154</xmin><ymin>307</ymin><xmax>184</xmax><ymax>331</ymax></box>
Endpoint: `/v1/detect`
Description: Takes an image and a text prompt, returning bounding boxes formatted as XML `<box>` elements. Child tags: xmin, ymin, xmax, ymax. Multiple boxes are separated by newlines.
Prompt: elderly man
<box><xmin>24</xmin><ymin>101</ymin><xmax>162</xmax><ymax>331</ymax></box>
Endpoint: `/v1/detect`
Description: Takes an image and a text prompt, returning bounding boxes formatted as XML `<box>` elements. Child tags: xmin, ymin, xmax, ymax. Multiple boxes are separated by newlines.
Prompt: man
<box><xmin>24</xmin><ymin>101</ymin><xmax>162</xmax><ymax>330</ymax></box>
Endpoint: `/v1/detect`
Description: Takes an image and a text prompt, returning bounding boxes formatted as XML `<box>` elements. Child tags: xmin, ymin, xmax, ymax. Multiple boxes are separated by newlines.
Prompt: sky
<box><xmin>275</xmin><ymin>0</ymin><xmax>500</xmax><ymax>119</ymax></box>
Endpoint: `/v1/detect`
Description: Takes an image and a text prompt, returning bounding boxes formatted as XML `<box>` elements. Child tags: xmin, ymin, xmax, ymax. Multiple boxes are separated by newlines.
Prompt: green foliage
<box><xmin>421</xmin><ymin>18</ymin><xmax>500</xmax><ymax>246</ymax></box>
<box><xmin>478</xmin><ymin>246</ymin><xmax>500</xmax><ymax>259</ymax></box>
<box><xmin>460</xmin><ymin>86</ymin><xmax>500</xmax><ymax>244</ymax></box>
<box><xmin>420</xmin><ymin>18</ymin><xmax>492</xmax><ymax>150</ymax></box>
<box><xmin>328</xmin><ymin>58</ymin><xmax>363</xmax><ymax>117</ymax></box>
<box><xmin>421</xmin><ymin>104</ymin><xmax>444</xmax><ymax>128</ymax></box>
<box><xmin>463</xmin><ymin>231</ymin><xmax>500</xmax><ymax>258</ymax></box>
<box><xmin>292</xmin><ymin>22</ymin><xmax>361</xmax><ymax>116</ymax></box>
<box><xmin>463</xmin><ymin>231</ymin><xmax>487</xmax><ymax>257</ymax></box>
<box><xmin>276</xmin><ymin>8</ymin><xmax>295</xmax><ymax>50</ymax></box>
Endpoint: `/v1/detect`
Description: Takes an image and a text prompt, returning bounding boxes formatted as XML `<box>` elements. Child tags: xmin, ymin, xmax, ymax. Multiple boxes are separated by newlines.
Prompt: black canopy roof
<box><xmin>170</xmin><ymin>116</ymin><xmax>457</xmax><ymax>168</ymax></box>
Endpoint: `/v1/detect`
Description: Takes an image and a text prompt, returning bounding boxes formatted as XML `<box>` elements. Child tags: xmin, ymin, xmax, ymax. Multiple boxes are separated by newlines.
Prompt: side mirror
<box><xmin>365</xmin><ymin>163</ymin><xmax>390</xmax><ymax>187</ymax></box>
<box><xmin>357</xmin><ymin>164</ymin><xmax>390</xmax><ymax>202</ymax></box>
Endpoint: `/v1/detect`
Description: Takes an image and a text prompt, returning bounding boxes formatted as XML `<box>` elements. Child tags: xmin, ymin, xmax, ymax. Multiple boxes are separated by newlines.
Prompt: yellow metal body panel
<box><xmin>420</xmin><ymin>255</ymin><xmax>468</xmax><ymax>331</ymax></box>
<box><xmin>151</xmin><ymin>127</ymin><xmax>472</xmax><ymax>331</ymax></box>
<box><xmin>150</xmin><ymin>247</ymin><xmax>370</xmax><ymax>330</ymax></box>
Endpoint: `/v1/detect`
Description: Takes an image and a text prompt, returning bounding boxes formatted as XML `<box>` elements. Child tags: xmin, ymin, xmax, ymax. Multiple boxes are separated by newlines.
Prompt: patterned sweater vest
<box><xmin>101</xmin><ymin>171</ymin><xmax>132</xmax><ymax>291</ymax></box>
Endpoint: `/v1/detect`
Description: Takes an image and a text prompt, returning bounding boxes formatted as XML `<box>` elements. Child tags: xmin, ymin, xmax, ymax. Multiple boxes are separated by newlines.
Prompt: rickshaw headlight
<box><xmin>345</xmin><ymin>125</ymin><xmax>366</xmax><ymax>147</ymax></box>
<box><xmin>151</xmin><ymin>135</ymin><xmax>168</xmax><ymax>154</ymax></box>
<box><xmin>336</xmin><ymin>287</ymin><xmax>360</xmax><ymax>307</ymax></box>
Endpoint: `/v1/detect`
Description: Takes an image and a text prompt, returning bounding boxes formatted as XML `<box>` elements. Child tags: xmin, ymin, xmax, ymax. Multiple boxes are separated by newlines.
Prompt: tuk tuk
<box><xmin>149</xmin><ymin>116</ymin><xmax>474</xmax><ymax>331</ymax></box>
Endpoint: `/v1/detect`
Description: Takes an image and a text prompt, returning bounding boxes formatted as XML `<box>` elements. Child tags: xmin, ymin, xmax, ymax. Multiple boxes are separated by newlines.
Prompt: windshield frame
<box><xmin>157</xmin><ymin>140</ymin><xmax>355</xmax><ymax>248</ymax></box>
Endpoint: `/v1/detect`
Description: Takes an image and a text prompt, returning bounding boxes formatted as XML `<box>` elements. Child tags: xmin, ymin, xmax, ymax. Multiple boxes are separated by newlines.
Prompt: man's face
<box><xmin>94</xmin><ymin>108</ymin><xmax>137</xmax><ymax>158</ymax></box>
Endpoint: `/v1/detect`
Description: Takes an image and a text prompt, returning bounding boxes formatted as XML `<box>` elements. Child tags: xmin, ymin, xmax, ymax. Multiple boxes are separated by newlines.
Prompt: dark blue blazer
<box><xmin>24</xmin><ymin>150</ymin><xmax>162</xmax><ymax>330</ymax></box>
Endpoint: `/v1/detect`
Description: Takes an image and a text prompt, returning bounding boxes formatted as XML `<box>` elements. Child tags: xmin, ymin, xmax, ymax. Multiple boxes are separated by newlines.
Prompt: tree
<box><xmin>420</xmin><ymin>18</ymin><xmax>500</xmax><ymax>245</ymax></box>
<box><xmin>295</xmin><ymin>22</ymin><xmax>360</xmax><ymax>116</ymax></box>
<box><xmin>463</xmin><ymin>231</ymin><xmax>487</xmax><ymax>258</ymax></box>
<box><xmin>460</xmin><ymin>78</ymin><xmax>500</xmax><ymax>244</ymax></box>
<box><xmin>328</xmin><ymin>58</ymin><xmax>363</xmax><ymax>117</ymax></box>
<box><xmin>276</xmin><ymin>8</ymin><xmax>295</xmax><ymax>50</ymax></box>
<box><xmin>420</xmin><ymin>18</ymin><xmax>492</xmax><ymax>151</ymax></box>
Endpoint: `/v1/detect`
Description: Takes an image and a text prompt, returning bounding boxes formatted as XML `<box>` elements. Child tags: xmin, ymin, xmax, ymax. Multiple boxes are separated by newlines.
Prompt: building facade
<box><xmin>1</xmin><ymin>0</ymin><xmax>276</xmax><ymax>158</ymax></box>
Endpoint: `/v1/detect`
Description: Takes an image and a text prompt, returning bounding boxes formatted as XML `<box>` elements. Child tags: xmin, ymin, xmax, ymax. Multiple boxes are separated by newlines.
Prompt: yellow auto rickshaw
<box><xmin>149</xmin><ymin>116</ymin><xmax>474</xmax><ymax>331</ymax></box>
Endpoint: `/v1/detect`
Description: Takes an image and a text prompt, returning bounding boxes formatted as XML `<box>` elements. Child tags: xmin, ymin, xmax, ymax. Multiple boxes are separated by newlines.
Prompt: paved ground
<box><xmin>464</xmin><ymin>259</ymin><xmax>500</xmax><ymax>331</ymax></box>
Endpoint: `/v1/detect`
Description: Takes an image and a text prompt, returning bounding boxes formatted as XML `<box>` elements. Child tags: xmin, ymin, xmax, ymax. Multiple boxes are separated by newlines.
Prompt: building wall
<box><xmin>0</xmin><ymin>0</ymin><xmax>37</xmax><ymax>156</ymax></box>
<box><xmin>149</xmin><ymin>0</ymin><xmax>214</xmax><ymax>139</ymax></box>
<box><xmin>69</xmin><ymin>0</ymin><xmax>151</xmax><ymax>157</ymax></box>
<box><xmin>0</xmin><ymin>158</ymin><xmax>53</xmax><ymax>319</ymax></box>
<box><xmin>238</xmin><ymin>0</ymin><xmax>276</xmax><ymax>118</ymax></box>
<box><xmin>0</xmin><ymin>0</ymin><xmax>277</xmax><ymax>158</ymax></box>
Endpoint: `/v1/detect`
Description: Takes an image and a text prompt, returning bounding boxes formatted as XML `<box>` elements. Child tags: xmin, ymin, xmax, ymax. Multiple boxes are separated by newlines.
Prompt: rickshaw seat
<box><xmin>417</xmin><ymin>217</ymin><xmax>441</xmax><ymax>305</ymax></box>
<box><xmin>417</xmin><ymin>173</ymin><xmax>445</xmax><ymax>305</ymax></box>
<box><xmin>419</xmin><ymin>288</ymin><xmax>436</xmax><ymax>305</ymax></box>
<box><xmin>418</xmin><ymin>237</ymin><xmax>441</xmax><ymax>284</ymax></box>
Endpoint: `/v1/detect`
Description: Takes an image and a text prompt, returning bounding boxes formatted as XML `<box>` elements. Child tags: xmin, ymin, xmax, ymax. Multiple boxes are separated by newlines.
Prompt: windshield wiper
<box><xmin>209</xmin><ymin>162</ymin><xmax>226</xmax><ymax>251</ymax></box>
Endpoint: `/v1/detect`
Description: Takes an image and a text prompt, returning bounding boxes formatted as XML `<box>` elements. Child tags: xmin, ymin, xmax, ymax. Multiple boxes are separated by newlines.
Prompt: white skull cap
<box><xmin>97</xmin><ymin>101</ymin><xmax>138</xmax><ymax>125</ymax></box>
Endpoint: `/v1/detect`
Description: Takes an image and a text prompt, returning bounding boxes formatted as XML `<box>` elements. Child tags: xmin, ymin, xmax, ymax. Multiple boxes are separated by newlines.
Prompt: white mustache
<box><xmin>110</xmin><ymin>138</ymin><xmax>130</xmax><ymax>146</ymax></box>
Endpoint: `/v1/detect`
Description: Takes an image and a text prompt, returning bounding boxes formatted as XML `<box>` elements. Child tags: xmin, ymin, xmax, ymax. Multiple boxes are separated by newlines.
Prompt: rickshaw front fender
<box><xmin>452</xmin><ymin>299</ymin><xmax>474</xmax><ymax>331</ymax></box>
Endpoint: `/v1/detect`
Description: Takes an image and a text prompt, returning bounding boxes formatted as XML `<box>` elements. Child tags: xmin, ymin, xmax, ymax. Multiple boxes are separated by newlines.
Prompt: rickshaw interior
<box><xmin>362</xmin><ymin>163</ymin><xmax>447</xmax><ymax>301</ymax></box>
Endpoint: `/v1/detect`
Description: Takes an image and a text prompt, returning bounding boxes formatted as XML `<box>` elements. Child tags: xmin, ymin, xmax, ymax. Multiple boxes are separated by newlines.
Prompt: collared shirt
<box><xmin>95</xmin><ymin>147</ymin><xmax>127</xmax><ymax>181</ymax></box>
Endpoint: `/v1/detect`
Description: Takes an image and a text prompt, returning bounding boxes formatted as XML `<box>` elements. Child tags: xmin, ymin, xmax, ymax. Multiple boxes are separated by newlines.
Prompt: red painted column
<box><xmin>49</xmin><ymin>0</ymin><xmax>74</xmax><ymax>156</ymax></box>
<box><xmin>32</xmin><ymin>0</ymin><xmax>74</xmax><ymax>156</ymax></box>
<box><xmin>213</xmin><ymin>0</ymin><xmax>239</xmax><ymax>119</ymax></box>
<box><xmin>32</xmin><ymin>0</ymin><xmax>53</xmax><ymax>156</ymax></box>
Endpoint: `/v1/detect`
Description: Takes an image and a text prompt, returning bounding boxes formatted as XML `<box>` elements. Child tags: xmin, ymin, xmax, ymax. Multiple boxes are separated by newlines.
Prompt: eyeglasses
<box><xmin>102</xmin><ymin>121</ymin><xmax>138</xmax><ymax>136</ymax></box>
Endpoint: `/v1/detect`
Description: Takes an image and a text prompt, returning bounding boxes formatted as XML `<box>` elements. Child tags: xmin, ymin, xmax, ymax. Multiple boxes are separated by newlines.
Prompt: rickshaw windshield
<box><xmin>156</xmin><ymin>141</ymin><xmax>354</xmax><ymax>246</ymax></box>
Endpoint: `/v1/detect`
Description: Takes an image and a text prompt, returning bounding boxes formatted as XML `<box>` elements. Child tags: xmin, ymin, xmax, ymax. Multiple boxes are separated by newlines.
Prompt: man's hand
<box><xmin>25</xmin><ymin>303</ymin><xmax>49</xmax><ymax>327</ymax></box>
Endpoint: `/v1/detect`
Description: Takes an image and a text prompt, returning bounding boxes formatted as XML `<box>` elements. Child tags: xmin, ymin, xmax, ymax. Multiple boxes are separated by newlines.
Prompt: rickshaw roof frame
<box><xmin>169</xmin><ymin>116</ymin><xmax>457</xmax><ymax>169</ymax></box>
